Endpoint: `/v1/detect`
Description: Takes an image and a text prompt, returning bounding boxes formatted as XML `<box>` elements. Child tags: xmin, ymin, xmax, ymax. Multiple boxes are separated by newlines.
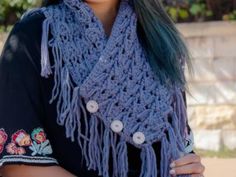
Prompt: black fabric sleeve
<box><xmin>0</xmin><ymin>10</ymin><xmax>58</xmax><ymax>167</ymax></box>
<box><xmin>182</xmin><ymin>91</ymin><xmax>195</xmax><ymax>154</ymax></box>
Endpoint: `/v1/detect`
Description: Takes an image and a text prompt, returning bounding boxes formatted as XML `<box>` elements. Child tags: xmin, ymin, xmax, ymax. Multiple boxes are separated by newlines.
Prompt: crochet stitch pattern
<box><xmin>21</xmin><ymin>0</ymin><xmax>194</xmax><ymax>176</ymax></box>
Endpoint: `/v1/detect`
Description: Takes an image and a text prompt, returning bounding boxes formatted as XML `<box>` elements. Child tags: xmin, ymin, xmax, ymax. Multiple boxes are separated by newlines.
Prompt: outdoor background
<box><xmin>0</xmin><ymin>0</ymin><xmax>236</xmax><ymax>176</ymax></box>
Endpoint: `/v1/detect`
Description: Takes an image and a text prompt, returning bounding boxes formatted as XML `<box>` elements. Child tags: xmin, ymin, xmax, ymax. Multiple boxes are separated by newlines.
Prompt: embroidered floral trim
<box><xmin>6</xmin><ymin>143</ymin><xmax>26</xmax><ymax>155</ymax></box>
<box><xmin>0</xmin><ymin>129</ymin><xmax>8</xmax><ymax>154</ymax></box>
<box><xmin>29</xmin><ymin>128</ymin><xmax>53</xmax><ymax>156</ymax></box>
<box><xmin>4</xmin><ymin>128</ymin><xmax>53</xmax><ymax>156</ymax></box>
<box><xmin>0</xmin><ymin>155</ymin><xmax>58</xmax><ymax>167</ymax></box>
<box><xmin>31</xmin><ymin>128</ymin><xmax>47</xmax><ymax>144</ymax></box>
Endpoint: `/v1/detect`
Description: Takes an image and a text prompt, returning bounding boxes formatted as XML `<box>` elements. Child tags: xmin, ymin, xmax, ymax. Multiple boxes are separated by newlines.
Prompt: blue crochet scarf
<box><xmin>36</xmin><ymin>0</ymin><xmax>191</xmax><ymax>176</ymax></box>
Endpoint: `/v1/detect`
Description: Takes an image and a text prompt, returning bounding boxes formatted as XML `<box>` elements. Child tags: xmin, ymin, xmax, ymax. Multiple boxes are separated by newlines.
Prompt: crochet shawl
<box><xmin>27</xmin><ymin>0</ymin><xmax>192</xmax><ymax>176</ymax></box>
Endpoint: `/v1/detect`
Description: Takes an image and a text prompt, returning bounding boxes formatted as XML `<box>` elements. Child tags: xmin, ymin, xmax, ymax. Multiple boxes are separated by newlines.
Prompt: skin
<box><xmin>170</xmin><ymin>153</ymin><xmax>205</xmax><ymax>177</ymax></box>
<box><xmin>0</xmin><ymin>0</ymin><xmax>205</xmax><ymax>176</ymax></box>
<box><xmin>86</xmin><ymin>0</ymin><xmax>120</xmax><ymax>36</ymax></box>
<box><xmin>0</xmin><ymin>165</ymin><xmax>77</xmax><ymax>177</ymax></box>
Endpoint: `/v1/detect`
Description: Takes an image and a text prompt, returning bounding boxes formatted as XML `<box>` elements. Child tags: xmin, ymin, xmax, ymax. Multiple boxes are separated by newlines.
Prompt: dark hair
<box><xmin>43</xmin><ymin>0</ymin><xmax>192</xmax><ymax>86</ymax></box>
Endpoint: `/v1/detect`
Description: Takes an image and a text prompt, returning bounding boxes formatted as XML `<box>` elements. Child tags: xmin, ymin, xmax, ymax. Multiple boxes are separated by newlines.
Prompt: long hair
<box><xmin>43</xmin><ymin>0</ymin><xmax>192</xmax><ymax>86</ymax></box>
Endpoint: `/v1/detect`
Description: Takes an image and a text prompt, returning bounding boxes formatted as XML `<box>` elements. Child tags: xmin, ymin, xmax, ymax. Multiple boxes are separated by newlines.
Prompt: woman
<box><xmin>0</xmin><ymin>0</ymin><xmax>205</xmax><ymax>176</ymax></box>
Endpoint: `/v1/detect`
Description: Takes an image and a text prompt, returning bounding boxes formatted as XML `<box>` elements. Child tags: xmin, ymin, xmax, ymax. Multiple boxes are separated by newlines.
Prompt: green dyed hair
<box><xmin>44</xmin><ymin>0</ymin><xmax>192</xmax><ymax>86</ymax></box>
<box><xmin>133</xmin><ymin>0</ymin><xmax>192</xmax><ymax>86</ymax></box>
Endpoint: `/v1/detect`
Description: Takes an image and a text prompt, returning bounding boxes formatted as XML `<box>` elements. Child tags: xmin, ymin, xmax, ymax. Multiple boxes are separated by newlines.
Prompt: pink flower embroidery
<box><xmin>0</xmin><ymin>129</ymin><xmax>8</xmax><ymax>154</ymax></box>
<box><xmin>11</xmin><ymin>129</ymin><xmax>32</xmax><ymax>147</ymax></box>
<box><xmin>6</xmin><ymin>142</ymin><xmax>26</xmax><ymax>155</ymax></box>
<box><xmin>5</xmin><ymin>128</ymin><xmax>52</xmax><ymax>156</ymax></box>
<box><xmin>31</xmin><ymin>128</ymin><xmax>47</xmax><ymax>144</ymax></box>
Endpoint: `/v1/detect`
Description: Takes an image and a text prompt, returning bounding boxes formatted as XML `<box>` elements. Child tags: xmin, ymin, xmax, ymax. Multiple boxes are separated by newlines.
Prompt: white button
<box><xmin>86</xmin><ymin>100</ymin><xmax>99</xmax><ymax>113</ymax></box>
<box><xmin>110</xmin><ymin>120</ymin><xmax>124</xmax><ymax>133</ymax></box>
<box><xmin>132</xmin><ymin>132</ymin><xmax>145</xmax><ymax>145</ymax></box>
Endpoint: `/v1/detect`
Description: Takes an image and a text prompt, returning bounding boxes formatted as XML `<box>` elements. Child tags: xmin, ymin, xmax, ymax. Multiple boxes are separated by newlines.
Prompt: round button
<box><xmin>86</xmin><ymin>100</ymin><xmax>99</xmax><ymax>113</ymax></box>
<box><xmin>132</xmin><ymin>132</ymin><xmax>145</xmax><ymax>145</ymax></box>
<box><xmin>110</xmin><ymin>120</ymin><xmax>124</xmax><ymax>133</ymax></box>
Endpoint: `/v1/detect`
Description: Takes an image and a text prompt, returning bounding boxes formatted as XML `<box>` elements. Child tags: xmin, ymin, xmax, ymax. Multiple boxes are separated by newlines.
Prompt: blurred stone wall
<box><xmin>0</xmin><ymin>33</ymin><xmax>7</xmax><ymax>54</ymax></box>
<box><xmin>177</xmin><ymin>21</ymin><xmax>236</xmax><ymax>151</ymax></box>
<box><xmin>1</xmin><ymin>21</ymin><xmax>236</xmax><ymax>151</ymax></box>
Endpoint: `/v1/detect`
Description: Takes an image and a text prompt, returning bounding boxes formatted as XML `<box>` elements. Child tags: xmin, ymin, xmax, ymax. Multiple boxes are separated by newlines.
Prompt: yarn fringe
<box><xmin>171</xmin><ymin>88</ymin><xmax>189</xmax><ymax>152</ymax></box>
<box><xmin>140</xmin><ymin>145</ymin><xmax>157</xmax><ymax>177</ymax></box>
<box><xmin>174</xmin><ymin>87</ymin><xmax>188</xmax><ymax>138</ymax></box>
<box><xmin>41</xmin><ymin>17</ymin><xmax>53</xmax><ymax>78</ymax></box>
<box><xmin>116</xmin><ymin>138</ymin><xmax>128</xmax><ymax>177</ymax></box>
<box><xmin>85</xmin><ymin>116</ymin><xmax>129</xmax><ymax>177</ymax></box>
<box><xmin>87</xmin><ymin>115</ymin><xmax>102</xmax><ymax>174</ymax></box>
<box><xmin>40</xmin><ymin>16</ymin><xmax>89</xmax><ymax>144</ymax></box>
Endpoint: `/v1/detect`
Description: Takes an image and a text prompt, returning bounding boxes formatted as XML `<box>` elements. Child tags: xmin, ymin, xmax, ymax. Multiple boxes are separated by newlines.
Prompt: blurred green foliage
<box><xmin>0</xmin><ymin>0</ymin><xmax>235</xmax><ymax>30</ymax></box>
<box><xmin>163</xmin><ymin>0</ymin><xmax>236</xmax><ymax>22</ymax></box>
<box><xmin>0</xmin><ymin>0</ymin><xmax>41</xmax><ymax>29</ymax></box>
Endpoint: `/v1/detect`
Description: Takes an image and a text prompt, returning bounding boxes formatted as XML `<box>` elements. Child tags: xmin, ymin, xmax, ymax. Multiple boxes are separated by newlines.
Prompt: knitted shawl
<box><xmin>29</xmin><ymin>0</ymin><xmax>192</xmax><ymax>176</ymax></box>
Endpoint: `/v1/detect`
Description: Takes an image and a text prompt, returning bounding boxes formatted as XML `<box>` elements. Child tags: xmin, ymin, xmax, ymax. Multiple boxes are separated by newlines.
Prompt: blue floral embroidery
<box><xmin>29</xmin><ymin>128</ymin><xmax>53</xmax><ymax>156</ymax></box>
<box><xmin>29</xmin><ymin>140</ymin><xmax>53</xmax><ymax>156</ymax></box>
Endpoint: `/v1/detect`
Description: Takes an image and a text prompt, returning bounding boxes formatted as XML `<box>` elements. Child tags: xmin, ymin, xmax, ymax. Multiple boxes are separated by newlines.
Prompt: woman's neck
<box><xmin>85</xmin><ymin>0</ymin><xmax>120</xmax><ymax>36</ymax></box>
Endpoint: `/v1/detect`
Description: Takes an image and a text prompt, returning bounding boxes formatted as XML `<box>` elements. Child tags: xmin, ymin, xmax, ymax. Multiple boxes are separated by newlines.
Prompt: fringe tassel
<box><xmin>44</xmin><ymin>41</ymin><xmax>89</xmax><ymax>144</ymax></box>
<box><xmin>160</xmin><ymin>137</ymin><xmax>171</xmax><ymax>177</ymax></box>
<box><xmin>41</xmin><ymin>28</ymin><xmax>90</xmax><ymax>145</ymax></box>
<box><xmin>158</xmin><ymin>89</ymin><xmax>192</xmax><ymax>177</ymax></box>
<box><xmin>80</xmin><ymin>102</ymin><xmax>90</xmax><ymax>167</ymax></box>
<box><xmin>160</xmin><ymin>129</ymin><xmax>187</xmax><ymax>177</ymax></box>
<box><xmin>116</xmin><ymin>138</ymin><xmax>128</xmax><ymax>177</ymax></box>
<box><xmin>171</xmin><ymin>112</ymin><xmax>188</xmax><ymax>153</ymax></box>
<box><xmin>102</xmin><ymin>127</ymin><xmax>111</xmax><ymax>177</ymax></box>
<box><xmin>48</xmin><ymin>44</ymin><xmax>63</xmax><ymax>103</ymax></box>
<box><xmin>167</xmin><ymin>127</ymin><xmax>191</xmax><ymax>177</ymax></box>
<box><xmin>140</xmin><ymin>145</ymin><xmax>157</xmax><ymax>177</ymax></box>
<box><xmin>41</xmin><ymin>18</ymin><xmax>53</xmax><ymax>78</ymax></box>
<box><xmin>171</xmin><ymin>88</ymin><xmax>191</xmax><ymax>153</ymax></box>
<box><xmin>87</xmin><ymin>115</ymin><xmax>102</xmax><ymax>173</ymax></box>
<box><xmin>75</xmin><ymin>115</ymin><xmax>129</xmax><ymax>177</ymax></box>
<box><xmin>56</xmin><ymin>67</ymin><xmax>73</xmax><ymax>137</ymax></box>
<box><xmin>65</xmin><ymin>86</ymin><xmax>80</xmax><ymax>141</ymax></box>
<box><xmin>168</xmin><ymin>127</ymin><xmax>181</xmax><ymax>161</ymax></box>
<box><xmin>77</xmin><ymin>94</ymin><xmax>90</xmax><ymax>167</ymax></box>
<box><xmin>79</xmin><ymin>115</ymin><xmax>129</xmax><ymax>177</ymax></box>
<box><xmin>174</xmin><ymin>88</ymin><xmax>188</xmax><ymax>137</ymax></box>
<box><xmin>111</xmin><ymin>132</ymin><xmax>118</xmax><ymax>177</ymax></box>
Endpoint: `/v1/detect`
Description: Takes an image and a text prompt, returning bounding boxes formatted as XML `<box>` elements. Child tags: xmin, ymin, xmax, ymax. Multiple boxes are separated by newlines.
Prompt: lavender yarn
<box><xmin>23</xmin><ymin>0</ymin><xmax>193</xmax><ymax>176</ymax></box>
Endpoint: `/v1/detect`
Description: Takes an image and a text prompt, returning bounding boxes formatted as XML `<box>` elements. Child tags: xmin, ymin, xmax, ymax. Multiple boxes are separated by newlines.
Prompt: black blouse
<box><xmin>0</xmin><ymin>9</ymin><xmax>193</xmax><ymax>177</ymax></box>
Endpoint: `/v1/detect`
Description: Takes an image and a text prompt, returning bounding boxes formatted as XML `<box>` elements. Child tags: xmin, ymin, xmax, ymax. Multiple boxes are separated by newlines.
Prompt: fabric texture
<box><xmin>20</xmin><ymin>0</ymin><xmax>197</xmax><ymax>177</ymax></box>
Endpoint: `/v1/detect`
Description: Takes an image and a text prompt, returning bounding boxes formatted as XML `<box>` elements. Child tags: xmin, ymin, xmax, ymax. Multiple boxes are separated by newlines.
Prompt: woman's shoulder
<box><xmin>6</xmin><ymin>8</ymin><xmax>46</xmax><ymax>55</ymax></box>
<box><xmin>13</xmin><ymin>8</ymin><xmax>46</xmax><ymax>36</ymax></box>
<box><xmin>0</xmin><ymin>8</ymin><xmax>47</xmax><ymax>77</ymax></box>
